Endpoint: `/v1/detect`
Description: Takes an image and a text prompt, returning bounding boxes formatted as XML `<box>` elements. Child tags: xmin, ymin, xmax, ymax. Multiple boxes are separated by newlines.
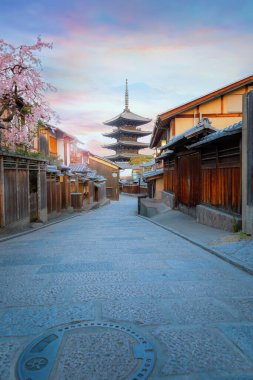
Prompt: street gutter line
<box><xmin>0</xmin><ymin>213</ymin><xmax>82</xmax><ymax>243</ymax></box>
<box><xmin>138</xmin><ymin>215</ymin><xmax>253</xmax><ymax>276</ymax></box>
<box><xmin>0</xmin><ymin>201</ymin><xmax>110</xmax><ymax>244</ymax></box>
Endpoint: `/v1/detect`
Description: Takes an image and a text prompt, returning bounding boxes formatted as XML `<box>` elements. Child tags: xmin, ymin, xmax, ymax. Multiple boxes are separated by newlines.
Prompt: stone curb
<box><xmin>0</xmin><ymin>213</ymin><xmax>82</xmax><ymax>243</ymax></box>
<box><xmin>0</xmin><ymin>200</ymin><xmax>111</xmax><ymax>244</ymax></box>
<box><xmin>138</xmin><ymin>215</ymin><xmax>253</xmax><ymax>276</ymax></box>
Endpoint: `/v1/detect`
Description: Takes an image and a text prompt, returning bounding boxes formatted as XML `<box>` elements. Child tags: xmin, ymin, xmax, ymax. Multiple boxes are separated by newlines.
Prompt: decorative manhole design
<box><xmin>25</xmin><ymin>357</ymin><xmax>48</xmax><ymax>371</ymax></box>
<box><xmin>17</xmin><ymin>321</ymin><xmax>155</xmax><ymax>380</ymax></box>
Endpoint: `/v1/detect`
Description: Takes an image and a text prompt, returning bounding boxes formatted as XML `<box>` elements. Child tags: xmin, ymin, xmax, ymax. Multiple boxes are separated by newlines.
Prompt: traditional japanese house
<box><xmin>157</xmin><ymin>118</ymin><xmax>242</xmax><ymax>231</ymax></box>
<box><xmin>38</xmin><ymin>124</ymin><xmax>57</xmax><ymax>158</ymax></box>
<box><xmin>35</xmin><ymin>124</ymin><xmax>81</xmax><ymax>167</ymax></box>
<box><xmin>189</xmin><ymin>121</ymin><xmax>242</xmax><ymax>230</ymax></box>
<box><xmin>103</xmin><ymin>80</ymin><xmax>152</xmax><ymax>163</ymax></box>
<box><xmin>143</xmin><ymin>168</ymin><xmax>164</xmax><ymax>199</ymax></box>
<box><xmin>159</xmin><ymin>118</ymin><xmax>216</xmax><ymax>213</ymax></box>
<box><xmin>69</xmin><ymin>163</ymin><xmax>107</xmax><ymax>209</ymax></box>
<box><xmin>70</xmin><ymin>145</ymin><xmax>89</xmax><ymax>165</ymax></box>
<box><xmin>69</xmin><ymin>163</ymin><xmax>90</xmax><ymax>209</ymax></box>
<box><xmin>56</xmin><ymin>128</ymin><xmax>78</xmax><ymax>166</ymax></box>
<box><xmin>150</xmin><ymin>75</ymin><xmax>253</xmax><ymax>150</ymax></box>
<box><xmin>88</xmin><ymin>154</ymin><xmax>120</xmax><ymax>201</ymax></box>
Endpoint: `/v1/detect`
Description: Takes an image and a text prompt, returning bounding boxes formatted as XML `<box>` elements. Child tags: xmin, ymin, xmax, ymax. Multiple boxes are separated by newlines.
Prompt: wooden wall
<box><xmin>89</xmin><ymin>157</ymin><xmax>119</xmax><ymax>200</ymax></box>
<box><xmin>178</xmin><ymin>152</ymin><xmax>201</xmax><ymax>207</ymax></box>
<box><xmin>0</xmin><ymin>154</ymin><xmax>47</xmax><ymax>228</ymax></box>
<box><xmin>201</xmin><ymin>138</ymin><xmax>241</xmax><ymax>214</ymax></box>
<box><xmin>163</xmin><ymin>135</ymin><xmax>241</xmax><ymax>215</ymax></box>
<box><xmin>164</xmin><ymin>158</ymin><xmax>176</xmax><ymax>193</ymax></box>
<box><xmin>121</xmin><ymin>184</ymin><xmax>147</xmax><ymax>194</ymax></box>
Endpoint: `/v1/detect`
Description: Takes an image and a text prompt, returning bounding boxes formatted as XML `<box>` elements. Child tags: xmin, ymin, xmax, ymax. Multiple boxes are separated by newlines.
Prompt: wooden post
<box><xmin>242</xmin><ymin>90</ymin><xmax>253</xmax><ymax>234</ymax></box>
<box><xmin>37</xmin><ymin>162</ymin><xmax>41</xmax><ymax>220</ymax></box>
<box><xmin>16</xmin><ymin>158</ymin><xmax>20</xmax><ymax>220</ymax></box>
<box><xmin>0</xmin><ymin>156</ymin><xmax>5</xmax><ymax>227</ymax></box>
<box><xmin>27</xmin><ymin>160</ymin><xmax>31</xmax><ymax>219</ymax></box>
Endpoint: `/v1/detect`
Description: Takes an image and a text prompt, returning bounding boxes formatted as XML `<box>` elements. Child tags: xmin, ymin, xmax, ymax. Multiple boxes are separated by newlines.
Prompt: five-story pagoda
<box><xmin>103</xmin><ymin>80</ymin><xmax>152</xmax><ymax>163</ymax></box>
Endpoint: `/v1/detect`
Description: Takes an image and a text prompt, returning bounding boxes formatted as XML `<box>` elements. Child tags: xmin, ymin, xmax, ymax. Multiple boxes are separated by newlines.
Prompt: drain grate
<box><xmin>17</xmin><ymin>321</ymin><xmax>155</xmax><ymax>380</ymax></box>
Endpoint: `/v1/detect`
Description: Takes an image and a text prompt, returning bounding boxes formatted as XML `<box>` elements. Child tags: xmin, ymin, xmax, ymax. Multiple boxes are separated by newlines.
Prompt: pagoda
<box><xmin>103</xmin><ymin>80</ymin><xmax>152</xmax><ymax>163</ymax></box>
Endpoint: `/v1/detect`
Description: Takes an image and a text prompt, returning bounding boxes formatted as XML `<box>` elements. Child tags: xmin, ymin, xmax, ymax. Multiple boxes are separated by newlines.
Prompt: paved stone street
<box><xmin>1</xmin><ymin>195</ymin><xmax>253</xmax><ymax>379</ymax></box>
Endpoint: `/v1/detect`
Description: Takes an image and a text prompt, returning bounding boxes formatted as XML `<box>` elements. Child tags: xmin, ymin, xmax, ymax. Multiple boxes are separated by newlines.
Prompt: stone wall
<box><xmin>196</xmin><ymin>204</ymin><xmax>241</xmax><ymax>232</ymax></box>
<box><xmin>161</xmin><ymin>191</ymin><xmax>175</xmax><ymax>209</ymax></box>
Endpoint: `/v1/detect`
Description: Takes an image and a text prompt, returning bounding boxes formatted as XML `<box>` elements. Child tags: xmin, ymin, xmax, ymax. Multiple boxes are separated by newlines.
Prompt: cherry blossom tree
<box><xmin>0</xmin><ymin>37</ymin><xmax>56</xmax><ymax>150</ymax></box>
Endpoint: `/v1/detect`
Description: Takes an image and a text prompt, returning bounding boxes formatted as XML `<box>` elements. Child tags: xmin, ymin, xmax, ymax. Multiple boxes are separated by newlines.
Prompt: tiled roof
<box><xmin>103</xmin><ymin>127</ymin><xmax>151</xmax><ymax>137</ymax></box>
<box><xmin>143</xmin><ymin>168</ymin><xmax>164</xmax><ymax>179</ymax></box>
<box><xmin>103</xmin><ymin>140</ymin><xmax>149</xmax><ymax>148</ymax></box>
<box><xmin>105</xmin><ymin>152</ymin><xmax>144</xmax><ymax>161</ymax></box>
<box><xmin>95</xmin><ymin>175</ymin><xmax>106</xmax><ymax>182</ymax></box>
<box><xmin>69</xmin><ymin>163</ymin><xmax>89</xmax><ymax>173</ymax></box>
<box><xmin>140</xmin><ymin>160</ymin><xmax>155</xmax><ymax>167</ymax></box>
<box><xmin>47</xmin><ymin>165</ymin><xmax>58</xmax><ymax>173</ymax></box>
<box><xmin>155</xmin><ymin>150</ymin><xmax>174</xmax><ymax>161</ymax></box>
<box><xmin>160</xmin><ymin>118</ymin><xmax>216</xmax><ymax>150</ymax></box>
<box><xmin>90</xmin><ymin>154</ymin><xmax>121</xmax><ymax>168</ymax></box>
<box><xmin>87</xmin><ymin>170</ymin><xmax>97</xmax><ymax>179</ymax></box>
<box><xmin>189</xmin><ymin>121</ymin><xmax>242</xmax><ymax>148</ymax></box>
<box><xmin>104</xmin><ymin>110</ymin><xmax>151</xmax><ymax>126</ymax></box>
<box><xmin>117</xmin><ymin>162</ymin><xmax>132</xmax><ymax>169</ymax></box>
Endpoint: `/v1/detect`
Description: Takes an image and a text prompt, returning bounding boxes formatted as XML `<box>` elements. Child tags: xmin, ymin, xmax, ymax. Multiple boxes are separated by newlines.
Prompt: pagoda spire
<box><xmin>124</xmin><ymin>78</ymin><xmax>129</xmax><ymax>111</ymax></box>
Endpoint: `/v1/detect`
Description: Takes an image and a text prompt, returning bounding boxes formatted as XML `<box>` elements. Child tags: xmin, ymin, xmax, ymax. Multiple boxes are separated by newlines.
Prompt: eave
<box><xmin>103</xmin><ymin>140</ymin><xmax>149</xmax><ymax>149</ymax></box>
<box><xmin>105</xmin><ymin>152</ymin><xmax>148</xmax><ymax>161</ymax></box>
<box><xmin>103</xmin><ymin>128</ymin><xmax>151</xmax><ymax>138</ymax></box>
<box><xmin>104</xmin><ymin>110</ymin><xmax>152</xmax><ymax>127</ymax></box>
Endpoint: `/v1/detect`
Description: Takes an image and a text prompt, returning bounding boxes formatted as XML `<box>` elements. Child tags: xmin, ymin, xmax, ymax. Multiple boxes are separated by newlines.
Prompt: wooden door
<box><xmin>178</xmin><ymin>153</ymin><xmax>200</xmax><ymax>207</ymax></box>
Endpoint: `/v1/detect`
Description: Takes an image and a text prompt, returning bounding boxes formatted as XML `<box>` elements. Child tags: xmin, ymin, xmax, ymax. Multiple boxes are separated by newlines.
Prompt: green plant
<box><xmin>239</xmin><ymin>231</ymin><xmax>251</xmax><ymax>240</ymax></box>
<box><xmin>232</xmin><ymin>219</ymin><xmax>240</xmax><ymax>233</ymax></box>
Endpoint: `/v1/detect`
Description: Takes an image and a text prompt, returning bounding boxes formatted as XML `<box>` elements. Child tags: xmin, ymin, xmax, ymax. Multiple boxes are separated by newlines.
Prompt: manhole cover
<box><xmin>17</xmin><ymin>321</ymin><xmax>155</xmax><ymax>380</ymax></box>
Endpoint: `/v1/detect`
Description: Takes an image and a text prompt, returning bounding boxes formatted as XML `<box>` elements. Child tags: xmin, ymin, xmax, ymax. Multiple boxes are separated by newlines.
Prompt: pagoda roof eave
<box><xmin>103</xmin><ymin>140</ymin><xmax>149</xmax><ymax>149</ymax></box>
<box><xmin>103</xmin><ymin>129</ymin><xmax>151</xmax><ymax>138</ymax></box>
<box><xmin>103</xmin><ymin>110</ymin><xmax>152</xmax><ymax>126</ymax></box>
<box><xmin>105</xmin><ymin>152</ymin><xmax>148</xmax><ymax>161</ymax></box>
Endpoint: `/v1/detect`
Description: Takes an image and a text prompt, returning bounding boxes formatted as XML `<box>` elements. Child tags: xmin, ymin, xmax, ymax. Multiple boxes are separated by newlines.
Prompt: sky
<box><xmin>1</xmin><ymin>0</ymin><xmax>253</xmax><ymax>156</ymax></box>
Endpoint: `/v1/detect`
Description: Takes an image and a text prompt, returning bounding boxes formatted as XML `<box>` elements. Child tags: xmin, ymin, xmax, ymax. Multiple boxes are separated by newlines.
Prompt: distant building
<box><xmin>103</xmin><ymin>79</ymin><xmax>152</xmax><ymax>163</ymax></box>
<box><xmin>88</xmin><ymin>154</ymin><xmax>120</xmax><ymax>201</ymax></box>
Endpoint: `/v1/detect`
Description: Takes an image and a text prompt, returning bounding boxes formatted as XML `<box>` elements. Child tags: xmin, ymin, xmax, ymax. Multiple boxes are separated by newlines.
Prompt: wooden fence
<box><xmin>121</xmin><ymin>184</ymin><xmax>147</xmax><ymax>194</ymax></box>
<box><xmin>0</xmin><ymin>153</ymin><xmax>47</xmax><ymax>228</ymax></box>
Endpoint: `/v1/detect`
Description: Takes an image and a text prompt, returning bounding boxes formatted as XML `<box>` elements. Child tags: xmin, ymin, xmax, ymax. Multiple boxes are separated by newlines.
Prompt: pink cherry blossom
<box><xmin>0</xmin><ymin>37</ymin><xmax>56</xmax><ymax>150</ymax></box>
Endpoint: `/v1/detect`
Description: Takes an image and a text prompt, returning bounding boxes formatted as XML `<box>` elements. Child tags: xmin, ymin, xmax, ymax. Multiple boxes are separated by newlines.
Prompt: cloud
<box><xmin>1</xmin><ymin>0</ymin><xmax>253</xmax><ymax>156</ymax></box>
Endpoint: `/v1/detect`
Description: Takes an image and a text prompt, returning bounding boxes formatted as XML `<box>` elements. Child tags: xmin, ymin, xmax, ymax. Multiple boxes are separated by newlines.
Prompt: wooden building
<box><xmin>70</xmin><ymin>145</ymin><xmax>89</xmax><ymax>165</ymax></box>
<box><xmin>143</xmin><ymin>168</ymin><xmax>164</xmax><ymax>199</ymax></box>
<box><xmin>150</xmin><ymin>75</ymin><xmax>253</xmax><ymax>149</ymax></box>
<box><xmin>37</xmin><ymin>124</ymin><xmax>58</xmax><ymax>158</ymax></box>
<box><xmin>189</xmin><ymin>121</ymin><xmax>242</xmax><ymax>230</ymax></box>
<box><xmin>69</xmin><ymin>163</ymin><xmax>107</xmax><ymax>209</ymax></box>
<box><xmin>88</xmin><ymin>154</ymin><xmax>120</xmax><ymax>200</ymax></box>
<box><xmin>37</xmin><ymin>124</ymin><xmax>82</xmax><ymax>167</ymax></box>
<box><xmin>159</xmin><ymin>119</ymin><xmax>242</xmax><ymax>231</ymax></box>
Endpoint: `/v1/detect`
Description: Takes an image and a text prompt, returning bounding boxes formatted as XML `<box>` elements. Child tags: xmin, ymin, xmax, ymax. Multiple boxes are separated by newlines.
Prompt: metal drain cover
<box><xmin>17</xmin><ymin>321</ymin><xmax>155</xmax><ymax>380</ymax></box>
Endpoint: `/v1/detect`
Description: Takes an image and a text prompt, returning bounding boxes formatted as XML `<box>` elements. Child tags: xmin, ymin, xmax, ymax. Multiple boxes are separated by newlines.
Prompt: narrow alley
<box><xmin>1</xmin><ymin>195</ymin><xmax>253</xmax><ymax>379</ymax></box>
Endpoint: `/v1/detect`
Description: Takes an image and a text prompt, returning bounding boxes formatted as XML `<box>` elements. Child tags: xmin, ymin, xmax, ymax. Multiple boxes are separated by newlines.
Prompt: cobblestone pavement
<box><xmin>1</xmin><ymin>195</ymin><xmax>253</xmax><ymax>379</ymax></box>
